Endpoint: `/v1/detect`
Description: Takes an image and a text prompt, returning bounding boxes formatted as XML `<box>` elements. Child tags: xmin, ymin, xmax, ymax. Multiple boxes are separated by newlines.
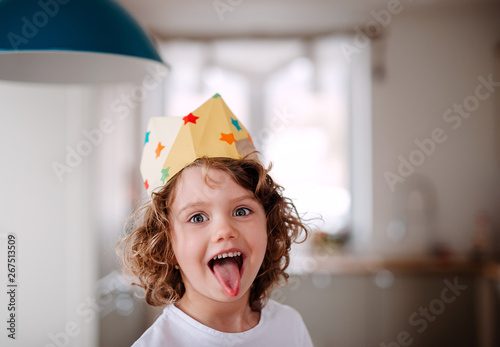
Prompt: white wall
<box><xmin>0</xmin><ymin>79</ymin><xmax>164</xmax><ymax>347</ymax></box>
<box><xmin>370</xmin><ymin>5</ymin><xmax>500</xmax><ymax>256</ymax></box>
<box><xmin>0</xmin><ymin>82</ymin><xmax>99</xmax><ymax>346</ymax></box>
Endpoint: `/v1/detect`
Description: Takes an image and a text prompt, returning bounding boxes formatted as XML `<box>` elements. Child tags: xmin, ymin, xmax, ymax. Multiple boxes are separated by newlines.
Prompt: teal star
<box><xmin>231</xmin><ymin>117</ymin><xmax>242</xmax><ymax>131</ymax></box>
<box><xmin>161</xmin><ymin>167</ymin><xmax>170</xmax><ymax>184</ymax></box>
<box><xmin>212</xmin><ymin>93</ymin><xmax>221</xmax><ymax>99</ymax></box>
<box><xmin>144</xmin><ymin>131</ymin><xmax>150</xmax><ymax>145</ymax></box>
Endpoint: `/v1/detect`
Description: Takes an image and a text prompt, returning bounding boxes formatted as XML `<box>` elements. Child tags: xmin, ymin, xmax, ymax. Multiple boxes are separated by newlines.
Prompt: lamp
<box><xmin>0</xmin><ymin>0</ymin><xmax>169</xmax><ymax>84</ymax></box>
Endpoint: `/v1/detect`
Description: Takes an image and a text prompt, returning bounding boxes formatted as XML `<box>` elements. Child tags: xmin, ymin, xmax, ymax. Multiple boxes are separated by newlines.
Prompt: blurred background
<box><xmin>0</xmin><ymin>0</ymin><xmax>499</xmax><ymax>346</ymax></box>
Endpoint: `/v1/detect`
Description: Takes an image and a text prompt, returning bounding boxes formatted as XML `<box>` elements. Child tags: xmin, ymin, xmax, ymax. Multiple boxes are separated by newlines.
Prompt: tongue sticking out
<box><xmin>212</xmin><ymin>257</ymin><xmax>241</xmax><ymax>297</ymax></box>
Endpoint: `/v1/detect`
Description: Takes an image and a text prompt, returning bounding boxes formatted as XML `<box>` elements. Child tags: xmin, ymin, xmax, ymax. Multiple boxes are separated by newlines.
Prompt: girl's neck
<box><xmin>175</xmin><ymin>291</ymin><xmax>260</xmax><ymax>333</ymax></box>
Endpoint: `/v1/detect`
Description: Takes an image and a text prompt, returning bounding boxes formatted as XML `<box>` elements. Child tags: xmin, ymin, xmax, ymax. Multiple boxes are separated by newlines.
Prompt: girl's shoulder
<box><xmin>262</xmin><ymin>299</ymin><xmax>304</xmax><ymax>322</ymax></box>
<box><xmin>258</xmin><ymin>300</ymin><xmax>314</xmax><ymax>346</ymax></box>
<box><xmin>131</xmin><ymin>306</ymin><xmax>171</xmax><ymax>347</ymax></box>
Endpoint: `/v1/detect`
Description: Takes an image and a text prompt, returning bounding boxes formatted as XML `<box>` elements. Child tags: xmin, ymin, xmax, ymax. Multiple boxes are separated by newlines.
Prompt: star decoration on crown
<box><xmin>220</xmin><ymin>133</ymin><xmax>236</xmax><ymax>145</ymax></box>
<box><xmin>183</xmin><ymin>113</ymin><xmax>199</xmax><ymax>125</ymax></box>
<box><xmin>231</xmin><ymin>117</ymin><xmax>242</xmax><ymax>131</ymax></box>
<box><xmin>161</xmin><ymin>167</ymin><xmax>170</xmax><ymax>184</ymax></box>
<box><xmin>155</xmin><ymin>142</ymin><xmax>165</xmax><ymax>158</ymax></box>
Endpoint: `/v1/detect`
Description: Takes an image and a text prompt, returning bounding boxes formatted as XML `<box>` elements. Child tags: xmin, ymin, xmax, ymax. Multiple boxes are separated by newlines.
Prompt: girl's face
<box><xmin>170</xmin><ymin>166</ymin><xmax>267</xmax><ymax>303</ymax></box>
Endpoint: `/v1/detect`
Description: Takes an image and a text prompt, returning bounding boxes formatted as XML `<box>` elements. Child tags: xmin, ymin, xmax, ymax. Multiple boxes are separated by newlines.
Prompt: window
<box><xmin>161</xmin><ymin>37</ymin><xmax>352</xmax><ymax>237</ymax></box>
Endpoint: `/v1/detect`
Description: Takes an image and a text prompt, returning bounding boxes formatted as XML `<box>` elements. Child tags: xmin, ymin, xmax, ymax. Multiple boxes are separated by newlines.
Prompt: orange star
<box><xmin>247</xmin><ymin>134</ymin><xmax>253</xmax><ymax>144</ymax></box>
<box><xmin>220</xmin><ymin>133</ymin><xmax>236</xmax><ymax>145</ymax></box>
<box><xmin>144</xmin><ymin>180</ymin><xmax>149</xmax><ymax>190</ymax></box>
<box><xmin>155</xmin><ymin>142</ymin><xmax>165</xmax><ymax>158</ymax></box>
<box><xmin>183</xmin><ymin>113</ymin><xmax>199</xmax><ymax>125</ymax></box>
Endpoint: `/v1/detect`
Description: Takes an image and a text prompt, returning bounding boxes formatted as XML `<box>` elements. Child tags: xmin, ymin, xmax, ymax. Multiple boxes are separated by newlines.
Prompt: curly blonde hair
<box><xmin>118</xmin><ymin>156</ymin><xmax>309</xmax><ymax>311</ymax></box>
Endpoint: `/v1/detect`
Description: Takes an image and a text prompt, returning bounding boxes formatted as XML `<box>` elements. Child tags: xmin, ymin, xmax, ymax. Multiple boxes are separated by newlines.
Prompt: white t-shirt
<box><xmin>132</xmin><ymin>300</ymin><xmax>314</xmax><ymax>347</ymax></box>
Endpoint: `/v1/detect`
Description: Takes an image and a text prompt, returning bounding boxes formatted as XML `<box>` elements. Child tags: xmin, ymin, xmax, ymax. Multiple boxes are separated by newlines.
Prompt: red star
<box><xmin>220</xmin><ymin>133</ymin><xmax>236</xmax><ymax>145</ymax></box>
<box><xmin>144</xmin><ymin>180</ymin><xmax>149</xmax><ymax>190</ymax></box>
<box><xmin>183</xmin><ymin>113</ymin><xmax>199</xmax><ymax>125</ymax></box>
<box><xmin>155</xmin><ymin>142</ymin><xmax>165</xmax><ymax>158</ymax></box>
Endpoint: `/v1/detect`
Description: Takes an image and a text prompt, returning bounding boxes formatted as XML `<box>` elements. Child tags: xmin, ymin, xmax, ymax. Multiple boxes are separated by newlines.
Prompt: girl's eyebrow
<box><xmin>176</xmin><ymin>201</ymin><xmax>207</xmax><ymax>216</ymax></box>
<box><xmin>229</xmin><ymin>193</ymin><xmax>257</xmax><ymax>204</ymax></box>
<box><xmin>176</xmin><ymin>193</ymin><xmax>257</xmax><ymax>215</ymax></box>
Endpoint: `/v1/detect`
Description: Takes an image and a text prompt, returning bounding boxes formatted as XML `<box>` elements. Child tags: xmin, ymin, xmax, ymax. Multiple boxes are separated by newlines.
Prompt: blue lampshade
<box><xmin>0</xmin><ymin>0</ymin><xmax>169</xmax><ymax>84</ymax></box>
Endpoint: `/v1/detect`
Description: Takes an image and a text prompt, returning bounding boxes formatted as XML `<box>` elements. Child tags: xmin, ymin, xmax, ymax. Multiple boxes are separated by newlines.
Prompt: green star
<box><xmin>161</xmin><ymin>167</ymin><xmax>170</xmax><ymax>184</ymax></box>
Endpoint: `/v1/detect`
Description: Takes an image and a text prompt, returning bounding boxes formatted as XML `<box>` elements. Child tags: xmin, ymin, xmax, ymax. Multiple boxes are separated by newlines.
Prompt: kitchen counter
<box><xmin>290</xmin><ymin>252</ymin><xmax>500</xmax><ymax>277</ymax></box>
<box><xmin>286</xmin><ymin>253</ymin><xmax>500</xmax><ymax>347</ymax></box>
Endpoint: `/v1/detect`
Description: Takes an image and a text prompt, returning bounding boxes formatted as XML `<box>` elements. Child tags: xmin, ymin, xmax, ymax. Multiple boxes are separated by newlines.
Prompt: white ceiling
<box><xmin>117</xmin><ymin>0</ymin><xmax>498</xmax><ymax>40</ymax></box>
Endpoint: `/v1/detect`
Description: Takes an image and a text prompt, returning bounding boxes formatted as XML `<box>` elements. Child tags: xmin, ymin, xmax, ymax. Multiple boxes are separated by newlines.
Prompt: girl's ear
<box><xmin>171</xmin><ymin>253</ymin><xmax>179</xmax><ymax>267</ymax></box>
<box><xmin>171</xmin><ymin>251</ymin><xmax>178</xmax><ymax>267</ymax></box>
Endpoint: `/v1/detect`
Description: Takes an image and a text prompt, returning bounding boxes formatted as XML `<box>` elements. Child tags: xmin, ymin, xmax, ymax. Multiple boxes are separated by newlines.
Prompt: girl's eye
<box><xmin>234</xmin><ymin>207</ymin><xmax>251</xmax><ymax>217</ymax></box>
<box><xmin>189</xmin><ymin>214</ymin><xmax>208</xmax><ymax>223</ymax></box>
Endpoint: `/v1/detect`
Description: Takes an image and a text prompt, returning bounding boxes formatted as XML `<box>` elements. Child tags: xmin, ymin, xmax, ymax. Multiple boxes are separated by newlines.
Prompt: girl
<box><xmin>119</xmin><ymin>95</ymin><xmax>313</xmax><ymax>346</ymax></box>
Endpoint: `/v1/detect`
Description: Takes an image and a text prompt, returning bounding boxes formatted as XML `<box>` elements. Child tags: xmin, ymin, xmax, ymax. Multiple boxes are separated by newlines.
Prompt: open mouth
<box><xmin>208</xmin><ymin>251</ymin><xmax>245</xmax><ymax>297</ymax></box>
<box><xmin>208</xmin><ymin>251</ymin><xmax>244</xmax><ymax>274</ymax></box>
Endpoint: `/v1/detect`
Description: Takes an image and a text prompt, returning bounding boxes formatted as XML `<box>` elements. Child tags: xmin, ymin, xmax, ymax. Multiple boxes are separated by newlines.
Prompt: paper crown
<box><xmin>140</xmin><ymin>93</ymin><xmax>256</xmax><ymax>196</ymax></box>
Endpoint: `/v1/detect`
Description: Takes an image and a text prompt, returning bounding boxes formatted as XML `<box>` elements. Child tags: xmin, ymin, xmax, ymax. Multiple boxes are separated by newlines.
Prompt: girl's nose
<box><xmin>212</xmin><ymin>218</ymin><xmax>239</xmax><ymax>242</ymax></box>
